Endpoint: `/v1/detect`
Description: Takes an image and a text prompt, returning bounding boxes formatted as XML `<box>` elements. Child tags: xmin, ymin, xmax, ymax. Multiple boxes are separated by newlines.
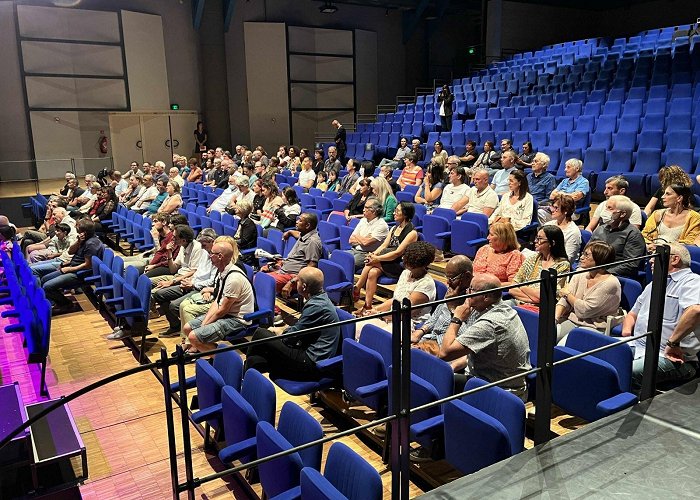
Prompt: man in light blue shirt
<box><xmin>378</xmin><ymin>137</ymin><xmax>411</xmax><ymax>169</ymax></box>
<box><xmin>539</xmin><ymin>158</ymin><xmax>589</xmax><ymax>223</ymax></box>
<box><xmin>622</xmin><ymin>244</ymin><xmax>700</xmax><ymax>389</ymax></box>
<box><xmin>490</xmin><ymin>151</ymin><xmax>517</xmax><ymax>195</ymax></box>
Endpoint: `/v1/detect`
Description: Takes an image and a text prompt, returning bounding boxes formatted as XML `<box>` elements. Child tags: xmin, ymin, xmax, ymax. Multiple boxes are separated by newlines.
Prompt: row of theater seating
<box><xmin>0</xmin><ymin>243</ymin><xmax>52</xmax><ymax>396</ymax></box>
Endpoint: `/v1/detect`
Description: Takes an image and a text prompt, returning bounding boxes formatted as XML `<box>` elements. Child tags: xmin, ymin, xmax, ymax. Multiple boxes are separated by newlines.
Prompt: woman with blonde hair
<box><xmin>370</xmin><ymin>175</ymin><xmax>398</xmax><ymax>222</ymax></box>
<box><xmin>472</xmin><ymin>222</ymin><xmax>524</xmax><ymax>285</ymax></box>
<box><xmin>157</xmin><ymin>181</ymin><xmax>183</xmax><ymax>214</ymax></box>
<box><xmin>644</xmin><ymin>165</ymin><xmax>692</xmax><ymax>216</ymax></box>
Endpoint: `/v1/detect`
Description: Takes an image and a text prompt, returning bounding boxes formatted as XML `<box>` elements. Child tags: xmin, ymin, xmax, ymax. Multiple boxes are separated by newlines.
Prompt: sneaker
<box><xmin>409</xmin><ymin>447</ymin><xmax>432</xmax><ymax>463</ymax></box>
<box><xmin>273</xmin><ymin>314</ymin><xmax>285</xmax><ymax>326</ymax></box>
<box><xmin>159</xmin><ymin>327</ymin><xmax>180</xmax><ymax>338</ymax></box>
<box><xmin>371</xmin><ymin>423</ymin><xmax>386</xmax><ymax>438</ymax></box>
<box><xmin>107</xmin><ymin>329</ymin><xmax>130</xmax><ymax>340</ymax></box>
<box><xmin>111</xmin><ymin>326</ymin><xmax>123</xmax><ymax>335</ymax></box>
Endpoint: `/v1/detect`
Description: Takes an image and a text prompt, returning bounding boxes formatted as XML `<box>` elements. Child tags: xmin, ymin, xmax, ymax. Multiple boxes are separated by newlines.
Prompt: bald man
<box><xmin>245</xmin><ymin>267</ymin><xmax>341</xmax><ymax>380</ymax></box>
<box><xmin>178</xmin><ymin>239</ymin><xmax>254</xmax><ymax>352</ymax></box>
<box><xmin>439</xmin><ymin>273</ymin><xmax>531</xmax><ymax>401</ymax></box>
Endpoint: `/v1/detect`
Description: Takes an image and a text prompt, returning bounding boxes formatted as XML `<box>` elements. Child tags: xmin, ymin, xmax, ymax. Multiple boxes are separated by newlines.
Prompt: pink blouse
<box><xmin>473</xmin><ymin>245</ymin><xmax>525</xmax><ymax>283</ymax></box>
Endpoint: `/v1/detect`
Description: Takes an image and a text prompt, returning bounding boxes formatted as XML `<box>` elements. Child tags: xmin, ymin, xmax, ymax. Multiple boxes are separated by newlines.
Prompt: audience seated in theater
<box><xmin>112</xmin><ymin>171</ymin><xmax>127</xmax><ymax>197</ymax></box>
<box><xmin>284</xmin><ymin>146</ymin><xmax>301</xmax><ymax>171</ymax></box>
<box><xmin>353</xmin><ymin>201</ymin><xmax>418</xmax><ymax>313</ymax></box>
<box><xmin>642</xmin><ymin>184</ymin><xmax>700</xmax><ymax>250</ymax></box>
<box><xmin>315</xmin><ymin>171</ymin><xmax>328</xmax><ymax>191</ymax></box>
<box><xmin>410</xmin><ymin>138</ymin><xmax>424</xmax><ymax>163</ymax></box>
<box><xmin>258</xmin><ymin>180</ymin><xmax>284</xmax><ymax>228</ymax></box>
<box><xmin>589</xmin><ymin>195</ymin><xmax>645</xmax><ymax>278</ymax></box>
<box><xmin>231</xmin><ymin>199</ymin><xmax>257</xmax><ymax>265</ymax></box>
<box><xmin>203</xmin><ymin>158</ymin><xmax>226</xmax><ymax>188</ymax></box>
<box><xmin>586</xmin><ymin>175</ymin><xmax>642</xmax><ymax>231</ymax></box>
<box><xmin>458</xmin><ymin>140</ymin><xmax>478</xmax><ymax>170</ymax></box>
<box><xmin>245</xmin><ymin>267</ymin><xmax>341</xmax><ymax>380</ymax></box>
<box><xmin>432</xmin><ymin>140</ymin><xmax>448</xmax><ymax>162</ymax></box>
<box><xmin>370</xmin><ymin>175</ymin><xmax>398</xmax><ymax>222</ymax></box>
<box><xmin>89</xmin><ymin>186</ymin><xmax>118</xmax><ymax>234</ymax></box>
<box><xmin>555</xmin><ymin>241</ymin><xmax>621</xmax><ymax>343</ymax></box>
<box><xmin>489</xmin><ymin>168</ymin><xmax>534</xmax><ymax>231</ymax></box>
<box><xmin>150</xmin><ymin>228</ymin><xmax>218</xmax><ymax>340</ymax></box>
<box><xmin>251</xmin><ymin>179</ymin><xmax>265</xmax><ymax>218</ymax></box>
<box><xmin>437</xmin><ymin>166</ymin><xmax>471</xmax><ymax>215</ymax></box>
<box><xmin>157</xmin><ymin>181</ymin><xmax>183</xmax><ymax>215</ymax></box>
<box><xmin>543</xmin><ymin>194</ymin><xmax>582</xmax><ymax>264</ymax></box>
<box><xmin>380</xmin><ymin>163</ymin><xmax>400</xmax><ymax>195</ymax></box>
<box><xmin>152</xmin><ymin>161</ymin><xmax>170</xmax><ymax>185</ymax></box>
<box><xmin>412</xmin><ymin>255</ymin><xmax>473</xmax><ymax>363</ymax></box>
<box><xmin>230</xmin><ymin>176</ymin><xmax>254</xmax><ymax>206</ymax></box>
<box><xmin>22</xmin><ymin>202</ymin><xmax>73</xmax><ymax>256</ymax></box>
<box><xmin>149</xmin><ymin>225</ymin><xmax>203</xmax><ymax>288</ymax></box>
<box><xmin>142</xmin><ymin>179</ymin><xmax>168</xmax><ymax>215</ymax></box>
<box><xmin>37</xmin><ymin>219</ymin><xmax>103</xmax><ymax>314</ymax></box>
<box><xmin>121</xmin><ymin>175</ymin><xmax>145</xmax><ymax>206</ymax></box>
<box><xmin>28</xmin><ymin>223</ymin><xmax>73</xmax><ymax>264</ymax></box>
<box><xmin>65</xmin><ymin>175</ymin><xmax>94</xmax><ymax>213</ymax></box>
<box><xmin>297</xmin><ymin>156</ymin><xmax>316</xmax><ymax>191</ymax></box>
<box><xmin>327</xmin><ymin>169</ymin><xmax>341</xmax><ymax>192</ymax></box>
<box><xmin>439</xmin><ymin>273</ymin><xmax>531</xmax><ymax>401</ymax></box>
<box><xmin>122</xmin><ymin>162</ymin><xmax>143</xmax><ymax>181</ymax></box>
<box><xmin>473</xmin><ymin>140</ymin><xmax>500</xmax><ymax>176</ymax></box>
<box><xmin>397</xmin><ymin>152</ymin><xmax>424</xmax><ymax>190</ymax></box>
<box><xmin>378</xmin><ymin>137</ymin><xmax>410</xmax><ymax>169</ymax></box>
<box><xmin>185</xmin><ymin>157</ymin><xmax>202</xmax><ymax>183</ymax></box>
<box><xmin>242</xmin><ymin>162</ymin><xmax>256</xmax><ymax>186</ymax></box>
<box><xmin>183</xmin><ymin>238</ymin><xmax>254</xmax><ymax>354</ymax></box>
<box><xmin>130</xmin><ymin>175</ymin><xmax>158</xmax><ymax>212</ymax></box>
<box><xmin>323</xmin><ymin>146</ymin><xmax>342</xmax><ymax>176</ymax></box>
<box><xmin>356</xmin><ymin>241</ymin><xmax>436</xmax><ymax>334</ymax></box>
<box><xmin>644</xmin><ymin>165</ymin><xmax>692</xmax><ymax>216</ymax></box>
<box><xmin>76</xmin><ymin>182</ymin><xmax>102</xmax><ymax>215</ymax></box>
<box><xmin>267</xmin><ymin>186</ymin><xmax>301</xmax><ymax>232</ymax></box>
<box><xmin>141</xmin><ymin>162</ymin><xmax>153</xmax><ymax>176</ymax></box>
<box><xmin>312</xmin><ymin>148</ymin><xmax>324</xmax><ymax>174</ymax></box>
<box><xmin>464</xmin><ymin>168</ymin><xmax>499</xmax><ymax>217</ymax></box>
<box><xmin>168</xmin><ymin>167</ymin><xmax>184</xmax><ymax>188</ymax></box>
<box><xmin>337</xmin><ymin>158</ymin><xmax>359</xmax><ymax>195</ymax></box>
<box><xmin>260</xmin><ymin>212</ymin><xmax>322</xmax><ymax>296</ymax></box>
<box><xmin>414</xmin><ymin>159</ymin><xmax>445</xmax><ymax>211</ymax></box>
<box><xmin>344</xmin><ymin>178</ymin><xmax>372</xmax><ymax>220</ymax></box>
<box><xmin>473</xmin><ymin>222</ymin><xmax>524</xmax><ymax>285</ymax></box>
<box><xmin>59</xmin><ymin>171</ymin><xmax>76</xmax><ymax>196</ymax></box>
<box><xmin>540</xmin><ymin>158</ymin><xmax>589</xmax><ymax>223</ymax></box>
<box><xmin>516</xmin><ymin>141</ymin><xmax>536</xmax><ymax>169</ymax></box>
<box><xmin>490</xmin><ymin>150</ymin><xmax>518</xmax><ymax>196</ymax></box>
<box><xmin>623</xmin><ymin>243</ymin><xmax>700</xmax><ymax>389</ymax></box>
<box><xmin>509</xmin><ymin>226</ymin><xmax>570</xmax><ymax>307</ymax></box>
<box><xmin>527</xmin><ymin>152</ymin><xmax>556</xmax><ymax>204</ymax></box>
<box><xmin>347</xmin><ymin>197</ymin><xmax>390</xmax><ymax>271</ymax></box>
<box><xmin>137</xmin><ymin>214</ymin><xmax>187</xmax><ymax>277</ymax></box>
<box><xmin>349</xmin><ymin>161</ymin><xmax>376</xmax><ymax>195</ymax></box>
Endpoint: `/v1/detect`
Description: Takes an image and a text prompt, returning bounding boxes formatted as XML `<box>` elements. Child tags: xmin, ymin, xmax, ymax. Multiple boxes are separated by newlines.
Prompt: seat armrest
<box><xmin>191</xmin><ymin>403</ymin><xmax>223</xmax><ymax>424</ymax></box>
<box><xmin>596</xmin><ymin>392</ymin><xmax>637</xmax><ymax>416</ymax></box>
<box><xmin>355</xmin><ymin>380</ymin><xmax>388</xmax><ymax>399</ymax></box>
<box><xmin>218</xmin><ymin>437</ymin><xmax>257</xmax><ymax>463</ymax></box>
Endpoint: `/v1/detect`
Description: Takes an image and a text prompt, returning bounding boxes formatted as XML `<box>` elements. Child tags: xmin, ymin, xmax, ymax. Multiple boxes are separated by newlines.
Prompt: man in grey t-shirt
<box><xmin>439</xmin><ymin>273</ymin><xmax>531</xmax><ymax>399</ymax></box>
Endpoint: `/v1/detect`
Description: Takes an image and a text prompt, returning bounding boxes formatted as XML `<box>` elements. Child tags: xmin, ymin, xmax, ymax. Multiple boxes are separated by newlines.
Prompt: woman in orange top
<box><xmin>472</xmin><ymin>221</ymin><xmax>524</xmax><ymax>285</ymax></box>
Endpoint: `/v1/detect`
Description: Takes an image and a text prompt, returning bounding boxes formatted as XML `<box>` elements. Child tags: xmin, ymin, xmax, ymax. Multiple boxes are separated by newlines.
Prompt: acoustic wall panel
<box><xmin>290</xmin><ymin>83</ymin><xmax>354</xmax><ymax>109</ymax></box>
<box><xmin>17</xmin><ymin>5</ymin><xmax>120</xmax><ymax>43</ymax></box>
<box><xmin>26</xmin><ymin>77</ymin><xmax>126</xmax><ymax>109</ymax></box>
<box><xmin>288</xmin><ymin>27</ymin><xmax>353</xmax><ymax>55</ymax></box>
<box><xmin>22</xmin><ymin>41</ymin><xmax>124</xmax><ymax>76</ymax></box>
<box><xmin>289</xmin><ymin>54</ymin><xmax>353</xmax><ymax>82</ymax></box>
<box><xmin>121</xmin><ymin>10</ymin><xmax>169</xmax><ymax>111</ymax></box>
<box><xmin>354</xmin><ymin>30</ymin><xmax>378</xmax><ymax>115</ymax></box>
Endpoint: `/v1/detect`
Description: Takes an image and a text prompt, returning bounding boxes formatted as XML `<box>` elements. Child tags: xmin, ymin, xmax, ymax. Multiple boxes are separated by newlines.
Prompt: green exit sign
<box><xmin>171</xmin><ymin>103</ymin><xmax>179</xmax><ymax>110</ymax></box>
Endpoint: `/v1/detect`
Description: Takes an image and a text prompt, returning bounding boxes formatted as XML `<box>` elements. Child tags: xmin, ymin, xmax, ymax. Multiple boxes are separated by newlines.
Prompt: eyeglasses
<box><xmin>210</xmin><ymin>251</ymin><xmax>224</xmax><ymax>258</ymax></box>
<box><xmin>447</xmin><ymin>271</ymin><xmax>465</xmax><ymax>283</ymax></box>
<box><xmin>534</xmin><ymin>237</ymin><xmax>547</xmax><ymax>243</ymax></box>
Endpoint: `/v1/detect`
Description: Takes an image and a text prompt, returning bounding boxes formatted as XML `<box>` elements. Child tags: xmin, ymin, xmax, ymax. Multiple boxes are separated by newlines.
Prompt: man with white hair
<box><xmin>586</xmin><ymin>175</ymin><xmax>642</xmax><ymax>231</ymax></box>
<box><xmin>540</xmin><ymin>158</ymin><xmax>589</xmax><ymax>223</ymax></box>
<box><xmin>169</xmin><ymin>167</ymin><xmax>184</xmax><ymax>188</ymax></box>
<box><xmin>527</xmin><ymin>152</ymin><xmax>556</xmax><ymax>205</ymax></box>
<box><xmin>207</xmin><ymin>174</ymin><xmax>239</xmax><ymax>214</ymax></box>
<box><xmin>153</xmin><ymin>161</ymin><xmax>169</xmax><ymax>184</ymax></box>
<box><xmin>623</xmin><ymin>243</ymin><xmax>700</xmax><ymax>389</ymax></box>
<box><xmin>590</xmin><ymin>195</ymin><xmax>646</xmax><ymax>278</ymax></box>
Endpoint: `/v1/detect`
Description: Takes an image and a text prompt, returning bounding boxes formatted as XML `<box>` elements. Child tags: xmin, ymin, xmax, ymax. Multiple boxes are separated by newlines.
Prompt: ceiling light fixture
<box><xmin>319</xmin><ymin>2</ymin><xmax>338</xmax><ymax>14</ymax></box>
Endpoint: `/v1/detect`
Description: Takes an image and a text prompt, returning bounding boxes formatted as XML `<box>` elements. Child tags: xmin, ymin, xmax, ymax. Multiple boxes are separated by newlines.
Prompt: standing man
<box><xmin>332</xmin><ymin>120</ymin><xmax>347</xmax><ymax>164</ymax></box>
<box><xmin>437</xmin><ymin>85</ymin><xmax>455</xmax><ymax>132</ymax></box>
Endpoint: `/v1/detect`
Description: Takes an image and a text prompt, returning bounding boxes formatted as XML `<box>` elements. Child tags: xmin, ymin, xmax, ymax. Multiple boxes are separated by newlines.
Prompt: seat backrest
<box><xmin>335</xmin><ymin>307</ymin><xmax>357</xmax><ymax>355</ymax></box>
<box><xmin>342</xmin><ymin>338</ymin><xmax>388</xmax><ymax>410</ymax></box>
<box><xmin>565</xmin><ymin>328</ymin><xmax>633</xmax><ymax>392</ymax></box>
<box><xmin>256</xmin><ymin>421</ymin><xmax>304</xmax><ymax>498</ymax></box>
<box><xmin>359</xmin><ymin>324</ymin><xmax>393</xmax><ymax>366</ymax></box>
<box><xmin>410</xmin><ymin>347</ymin><xmax>453</xmax><ymax>400</ymax></box>
<box><xmin>253</xmin><ymin>272</ymin><xmax>276</xmax><ymax>315</ymax></box>
<box><xmin>329</xmin><ymin>250</ymin><xmax>355</xmax><ymax>283</ymax></box>
<box><xmin>276</xmin><ymin>401</ymin><xmax>323</xmax><ymax>470</ymax></box>
<box><xmin>514</xmin><ymin>306</ymin><xmax>539</xmax><ymax>366</ymax></box>
<box><xmin>617</xmin><ymin>276</ymin><xmax>642</xmax><ymax>312</ymax></box>
<box><xmin>195</xmin><ymin>359</ymin><xmax>226</xmax><ymax>416</ymax></box>
<box><xmin>213</xmin><ymin>349</ymin><xmax>244</xmax><ymax>392</ymax></box>
<box><xmin>221</xmin><ymin>386</ymin><xmax>259</xmax><ymax>463</ymax></box>
<box><xmin>306</xmin><ymin>442</ymin><xmax>382</xmax><ymax>500</ymax></box>
<box><xmin>241</xmin><ymin>368</ymin><xmax>276</xmax><ymax>426</ymax></box>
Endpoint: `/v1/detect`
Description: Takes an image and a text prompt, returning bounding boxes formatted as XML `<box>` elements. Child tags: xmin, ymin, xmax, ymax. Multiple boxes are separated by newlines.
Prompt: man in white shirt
<box><xmin>207</xmin><ymin>174</ymin><xmax>239</xmax><ymax>214</ymax></box>
<box><xmin>150</xmin><ymin>225</ymin><xmax>204</xmax><ymax>287</ymax></box>
<box><xmin>586</xmin><ymin>175</ymin><xmax>642</xmax><ymax>231</ymax></box>
<box><xmin>379</xmin><ymin>137</ymin><xmax>411</xmax><ymax>169</ymax></box>
<box><xmin>132</xmin><ymin>175</ymin><xmax>158</xmax><ymax>211</ymax></box>
<box><xmin>348</xmin><ymin>197</ymin><xmax>390</xmax><ymax>270</ymax></box>
<box><xmin>438</xmin><ymin>166</ymin><xmax>471</xmax><ymax>215</ymax></box>
<box><xmin>465</xmin><ymin>168</ymin><xmax>499</xmax><ymax>217</ymax></box>
<box><xmin>297</xmin><ymin>156</ymin><xmax>316</xmax><ymax>191</ymax></box>
<box><xmin>169</xmin><ymin>167</ymin><xmax>185</xmax><ymax>188</ymax></box>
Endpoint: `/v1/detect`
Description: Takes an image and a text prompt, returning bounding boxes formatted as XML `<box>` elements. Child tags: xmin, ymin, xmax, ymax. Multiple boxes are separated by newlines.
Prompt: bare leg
<box><xmin>188</xmin><ymin>331</ymin><xmax>215</xmax><ymax>353</ymax></box>
<box><xmin>365</xmin><ymin>266</ymin><xmax>384</xmax><ymax>309</ymax></box>
<box><xmin>354</xmin><ymin>264</ymin><xmax>372</xmax><ymax>299</ymax></box>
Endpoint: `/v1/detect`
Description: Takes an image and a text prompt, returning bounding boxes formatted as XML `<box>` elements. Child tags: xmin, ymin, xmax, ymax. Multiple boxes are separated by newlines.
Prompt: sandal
<box><xmin>352</xmin><ymin>287</ymin><xmax>361</xmax><ymax>303</ymax></box>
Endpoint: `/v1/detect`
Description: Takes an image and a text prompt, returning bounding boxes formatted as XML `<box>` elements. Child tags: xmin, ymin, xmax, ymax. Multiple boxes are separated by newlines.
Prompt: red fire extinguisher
<box><xmin>99</xmin><ymin>134</ymin><xmax>109</xmax><ymax>154</ymax></box>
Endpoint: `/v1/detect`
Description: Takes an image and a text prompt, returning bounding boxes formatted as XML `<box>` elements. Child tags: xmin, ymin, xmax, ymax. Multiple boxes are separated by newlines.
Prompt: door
<box><xmin>140</xmin><ymin>114</ymin><xmax>172</xmax><ymax>165</ymax></box>
<box><xmin>168</xmin><ymin>112</ymin><xmax>199</xmax><ymax>158</ymax></box>
<box><xmin>109</xmin><ymin>113</ymin><xmax>143</xmax><ymax>172</ymax></box>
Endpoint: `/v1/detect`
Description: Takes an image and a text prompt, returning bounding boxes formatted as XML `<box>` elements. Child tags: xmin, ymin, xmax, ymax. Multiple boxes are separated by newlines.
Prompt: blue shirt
<box><xmin>554</xmin><ymin>175</ymin><xmax>590</xmax><ymax>205</ymax></box>
<box><xmin>632</xmin><ymin>268</ymin><xmax>700</xmax><ymax>361</ymax></box>
<box><xmin>284</xmin><ymin>292</ymin><xmax>341</xmax><ymax>362</ymax></box>
<box><xmin>147</xmin><ymin>192</ymin><xmax>168</xmax><ymax>214</ymax></box>
<box><xmin>527</xmin><ymin>171</ymin><xmax>557</xmax><ymax>202</ymax></box>
<box><xmin>492</xmin><ymin>167</ymin><xmax>515</xmax><ymax>195</ymax></box>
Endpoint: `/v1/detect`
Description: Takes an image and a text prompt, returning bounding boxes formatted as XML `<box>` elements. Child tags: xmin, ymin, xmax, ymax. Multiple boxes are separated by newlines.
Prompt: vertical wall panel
<box><xmin>121</xmin><ymin>10</ymin><xmax>170</xmax><ymax>111</ymax></box>
<box><xmin>17</xmin><ymin>4</ymin><xmax>120</xmax><ymax>42</ymax></box>
<box><xmin>244</xmin><ymin>22</ymin><xmax>290</xmax><ymax>152</ymax></box>
<box><xmin>354</xmin><ymin>30</ymin><xmax>377</xmax><ymax>115</ymax></box>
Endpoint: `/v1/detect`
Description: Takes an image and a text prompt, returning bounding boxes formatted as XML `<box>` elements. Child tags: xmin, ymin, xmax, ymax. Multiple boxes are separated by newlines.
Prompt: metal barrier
<box><xmin>0</xmin><ymin>247</ymin><xmax>670</xmax><ymax>500</ymax></box>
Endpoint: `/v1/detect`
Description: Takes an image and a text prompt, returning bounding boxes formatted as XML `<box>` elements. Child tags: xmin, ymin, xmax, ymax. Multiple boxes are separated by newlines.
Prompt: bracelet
<box><xmin>450</xmin><ymin>317</ymin><xmax>463</xmax><ymax>326</ymax></box>
<box><xmin>667</xmin><ymin>340</ymin><xmax>681</xmax><ymax>348</ymax></box>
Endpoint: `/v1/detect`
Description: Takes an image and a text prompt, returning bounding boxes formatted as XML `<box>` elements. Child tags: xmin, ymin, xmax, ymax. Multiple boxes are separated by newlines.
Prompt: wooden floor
<box><xmin>2</xmin><ymin>235</ymin><xmax>589</xmax><ymax>499</ymax></box>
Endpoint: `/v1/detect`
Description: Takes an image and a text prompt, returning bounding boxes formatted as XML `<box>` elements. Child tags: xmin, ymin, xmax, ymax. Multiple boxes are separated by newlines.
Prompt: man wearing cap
<box><xmin>152</xmin><ymin>228</ymin><xmax>218</xmax><ymax>338</ymax></box>
<box><xmin>207</xmin><ymin>174</ymin><xmax>239</xmax><ymax>214</ymax></box>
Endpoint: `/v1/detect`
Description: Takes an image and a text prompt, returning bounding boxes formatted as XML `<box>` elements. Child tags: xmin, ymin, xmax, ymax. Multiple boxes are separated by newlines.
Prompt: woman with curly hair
<box><xmin>258</xmin><ymin>180</ymin><xmax>283</xmax><ymax>228</ymax></box>
<box><xmin>355</xmin><ymin>240</ymin><xmax>436</xmax><ymax>337</ymax></box>
<box><xmin>642</xmin><ymin>184</ymin><xmax>700</xmax><ymax>249</ymax></box>
<box><xmin>644</xmin><ymin>165</ymin><xmax>692</xmax><ymax>216</ymax></box>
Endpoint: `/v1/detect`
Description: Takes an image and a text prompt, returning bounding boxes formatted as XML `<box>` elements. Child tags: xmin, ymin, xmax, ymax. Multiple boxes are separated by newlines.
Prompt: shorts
<box><xmin>188</xmin><ymin>315</ymin><xmax>248</xmax><ymax>344</ymax></box>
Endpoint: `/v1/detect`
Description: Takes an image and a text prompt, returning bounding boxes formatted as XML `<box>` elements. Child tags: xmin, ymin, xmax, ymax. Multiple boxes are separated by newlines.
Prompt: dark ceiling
<box><xmin>314</xmin><ymin>0</ymin><xmax>656</xmax><ymax>12</ymax></box>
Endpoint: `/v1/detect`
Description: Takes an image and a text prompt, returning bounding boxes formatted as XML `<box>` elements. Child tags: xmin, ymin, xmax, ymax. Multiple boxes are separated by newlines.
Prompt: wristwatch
<box><xmin>667</xmin><ymin>339</ymin><xmax>681</xmax><ymax>348</ymax></box>
<box><xmin>450</xmin><ymin>317</ymin><xmax>463</xmax><ymax>326</ymax></box>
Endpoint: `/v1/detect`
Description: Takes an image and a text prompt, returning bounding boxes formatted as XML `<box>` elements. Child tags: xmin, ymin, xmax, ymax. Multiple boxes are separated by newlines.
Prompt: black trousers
<box><xmin>441</xmin><ymin>114</ymin><xmax>452</xmax><ymax>132</ymax></box>
<box><xmin>245</xmin><ymin>328</ymin><xmax>318</xmax><ymax>380</ymax></box>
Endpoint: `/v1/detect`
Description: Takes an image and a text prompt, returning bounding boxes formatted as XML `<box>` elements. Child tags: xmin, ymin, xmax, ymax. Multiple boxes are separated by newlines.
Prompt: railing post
<box><xmin>176</xmin><ymin>345</ymin><xmax>195</xmax><ymax>499</ymax></box>
<box><xmin>70</xmin><ymin>157</ymin><xmax>76</xmax><ymax>177</ymax></box>
<box><xmin>160</xmin><ymin>348</ymin><xmax>180</xmax><ymax>500</ymax></box>
<box><xmin>534</xmin><ymin>269</ymin><xmax>557</xmax><ymax>445</ymax></box>
<box><xmin>399</xmin><ymin>298</ymin><xmax>413</xmax><ymax>500</ymax></box>
<box><xmin>640</xmin><ymin>246</ymin><xmax>670</xmax><ymax>401</ymax></box>
<box><xmin>390</xmin><ymin>299</ymin><xmax>402</xmax><ymax>500</ymax></box>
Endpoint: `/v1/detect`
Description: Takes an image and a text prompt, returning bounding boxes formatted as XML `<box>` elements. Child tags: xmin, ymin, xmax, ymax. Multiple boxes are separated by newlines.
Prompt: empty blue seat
<box><xmin>606</xmin><ymin>149</ymin><xmax>633</xmax><ymax>172</ymax></box>
<box><xmin>613</xmin><ymin>131</ymin><xmax>637</xmax><ymax>150</ymax></box>
<box><xmin>590</xmin><ymin>131</ymin><xmax>612</xmax><ymax>150</ymax></box>
<box><xmin>569</xmin><ymin>131</ymin><xmax>590</xmax><ymax>149</ymax></box>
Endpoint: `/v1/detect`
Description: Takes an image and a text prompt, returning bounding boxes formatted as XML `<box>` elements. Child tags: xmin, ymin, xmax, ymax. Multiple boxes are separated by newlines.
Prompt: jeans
<box><xmin>245</xmin><ymin>328</ymin><xmax>318</xmax><ymax>380</ymax></box>
<box><xmin>631</xmin><ymin>355</ymin><xmax>699</xmax><ymax>389</ymax></box>
<box><xmin>152</xmin><ymin>285</ymin><xmax>189</xmax><ymax>329</ymax></box>
<box><xmin>32</xmin><ymin>260</ymin><xmax>62</xmax><ymax>280</ymax></box>
<box><xmin>42</xmin><ymin>269</ymin><xmax>81</xmax><ymax>306</ymax></box>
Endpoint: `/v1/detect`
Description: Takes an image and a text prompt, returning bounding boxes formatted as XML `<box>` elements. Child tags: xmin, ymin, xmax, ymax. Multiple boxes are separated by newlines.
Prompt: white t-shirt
<box><xmin>298</xmin><ymin>169</ymin><xmax>316</xmax><ymax>188</ymax></box>
<box><xmin>544</xmin><ymin>219</ymin><xmax>582</xmax><ymax>264</ymax></box>
<box><xmin>174</xmin><ymin>240</ymin><xmax>204</xmax><ymax>276</ymax></box>
<box><xmin>351</xmin><ymin>217</ymin><xmax>389</xmax><ymax>252</ymax></box>
<box><xmin>466</xmin><ymin>186</ymin><xmax>499</xmax><ymax>215</ymax></box>
<box><xmin>218</xmin><ymin>263</ymin><xmax>255</xmax><ymax>323</ymax></box>
<box><xmin>439</xmin><ymin>183</ymin><xmax>470</xmax><ymax>209</ymax></box>
<box><xmin>593</xmin><ymin>200</ymin><xmax>642</xmax><ymax>227</ymax></box>
<box><xmin>394</xmin><ymin>270</ymin><xmax>437</xmax><ymax>326</ymax></box>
